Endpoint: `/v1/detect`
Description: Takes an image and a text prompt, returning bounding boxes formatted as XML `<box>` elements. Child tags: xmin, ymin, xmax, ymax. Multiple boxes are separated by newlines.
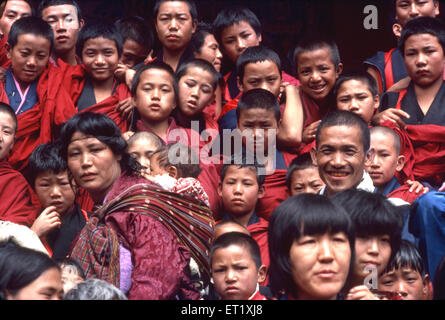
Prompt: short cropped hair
<box><xmin>268</xmin><ymin>194</ymin><xmax>355</xmax><ymax>297</ymax></box>
<box><xmin>76</xmin><ymin>20</ymin><xmax>123</xmax><ymax>58</ymax></box>
<box><xmin>331</xmin><ymin>189</ymin><xmax>404</xmax><ymax>260</ymax></box>
<box><xmin>8</xmin><ymin>16</ymin><xmax>54</xmax><ymax>51</ymax></box>
<box><xmin>26</xmin><ymin>142</ymin><xmax>68</xmax><ymax>189</ymax></box>
<box><xmin>293</xmin><ymin>37</ymin><xmax>341</xmax><ymax>72</ymax></box>
<box><xmin>189</xmin><ymin>21</ymin><xmax>213</xmax><ymax>55</ymax></box>
<box><xmin>210</xmin><ymin>232</ymin><xmax>262</xmax><ymax>269</ymax></box>
<box><xmin>212</xmin><ymin>6</ymin><xmax>261</xmax><ymax>45</ymax></box>
<box><xmin>220</xmin><ymin>151</ymin><xmax>266</xmax><ymax>188</ymax></box>
<box><xmin>151</xmin><ymin>143</ymin><xmax>202</xmax><ymax>179</ymax></box>
<box><xmin>236</xmin><ymin>45</ymin><xmax>282</xmax><ymax>83</ymax></box>
<box><xmin>334</xmin><ymin>71</ymin><xmax>379</xmax><ymax>98</ymax></box>
<box><xmin>127</xmin><ymin>131</ymin><xmax>165</xmax><ymax>152</ymax></box>
<box><xmin>37</xmin><ymin>0</ymin><xmax>82</xmax><ymax>22</ymax></box>
<box><xmin>153</xmin><ymin>0</ymin><xmax>198</xmax><ymax>21</ymax></box>
<box><xmin>370</xmin><ymin>126</ymin><xmax>402</xmax><ymax>155</ymax></box>
<box><xmin>0</xmin><ymin>102</ymin><xmax>17</xmax><ymax>132</ymax></box>
<box><xmin>176</xmin><ymin>58</ymin><xmax>221</xmax><ymax>91</ymax></box>
<box><xmin>114</xmin><ymin>16</ymin><xmax>154</xmax><ymax>54</ymax></box>
<box><xmin>236</xmin><ymin>88</ymin><xmax>281</xmax><ymax>124</ymax></box>
<box><xmin>316</xmin><ymin>110</ymin><xmax>370</xmax><ymax>153</ymax></box>
<box><xmin>399</xmin><ymin>16</ymin><xmax>445</xmax><ymax>55</ymax></box>
<box><xmin>63</xmin><ymin>278</ymin><xmax>127</xmax><ymax>300</ymax></box>
<box><xmin>382</xmin><ymin>240</ymin><xmax>427</xmax><ymax>279</ymax></box>
<box><xmin>285</xmin><ymin>152</ymin><xmax>315</xmax><ymax>190</ymax></box>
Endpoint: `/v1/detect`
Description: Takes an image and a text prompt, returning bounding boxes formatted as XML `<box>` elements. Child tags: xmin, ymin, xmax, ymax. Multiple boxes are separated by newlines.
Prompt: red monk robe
<box><xmin>382</xmin><ymin>120</ymin><xmax>445</xmax><ymax>187</ymax></box>
<box><xmin>0</xmin><ymin>35</ymin><xmax>11</xmax><ymax>69</ymax></box>
<box><xmin>0</xmin><ymin>160</ymin><xmax>38</xmax><ymax>227</ymax></box>
<box><xmin>0</xmin><ymin>61</ymin><xmax>77</xmax><ymax>171</ymax></box>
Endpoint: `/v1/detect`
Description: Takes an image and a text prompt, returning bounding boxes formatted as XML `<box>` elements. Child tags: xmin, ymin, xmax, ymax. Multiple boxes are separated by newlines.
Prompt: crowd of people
<box><xmin>1</xmin><ymin>0</ymin><xmax>445</xmax><ymax>301</ymax></box>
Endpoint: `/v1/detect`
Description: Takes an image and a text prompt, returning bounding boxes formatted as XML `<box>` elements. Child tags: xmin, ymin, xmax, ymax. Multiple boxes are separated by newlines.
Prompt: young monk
<box><xmin>27</xmin><ymin>142</ymin><xmax>89</xmax><ymax>260</ymax></box>
<box><xmin>0</xmin><ymin>16</ymin><xmax>76</xmax><ymax>171</ymax></box>
<box><xmin>153</xmin><ymin>0</ymin><xmax>197</xmax><ymax>71</ymax></box>
<box><xmin>212</xmin><ymin>6</ymin><xmax>298</xmax><ymax>103</ymax></box>
<box><xmin>0</xmin><ymin>102</ymin><xmax>37</xmax><ymax>227</ymax></box>
<box><xmin>286</xmin><ymin>152</ymin><xmax>324</xmax><ymax>196</ymax></box>
<box><xmin>210</xmin><ymin>232</ymin><xmax>267</xmax><ymax>300</ymax></box>
<box><xmin>364</xmin><ymin>0</ymin><xmax>440</xmax><ymax>94</ymax></box>
<box><xmin>217</xmin><ymin>153</ymin><xmax>270</xmax><ymax>285</ymax></box>
<box><xmin>38</xmin><ymin>0</ymin><xmax>84</xmax><ymax>66</ymax></box>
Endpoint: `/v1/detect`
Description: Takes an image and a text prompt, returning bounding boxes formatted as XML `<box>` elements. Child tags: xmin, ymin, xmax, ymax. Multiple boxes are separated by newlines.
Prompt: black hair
<box><xmin>76</xmin><ymin>20</ymin><xmax>123</xmax><ymax>59</ymax></box>
<box><xmin>151</xmin><ymin>142</ymin><xmax>202</xmax><ymax>179</ymax></box>
<box><xmin>26</xmin><ymin>142</ymin><xmax>68</xmax><ymax>189</ymax></box>
<box><xmin>175</xmin><ymin>58</ymin><xmax>221</xmax><ymax>91</ymax></box>
<box><xmin>316</xmin><ymin>110</ymin><xmax>371</xmax><ymax>154</ymax></box>
<box><xmin>236</xmin><ymin>45</ymin><xmax>282</xmax><ymax>83</ymax></box>
<box><xmin>189</xmin><ymin>21</ymin><xmax>213</xmax><ymax>55</ymax></box>
<box><xmin>0</xmin><ymin>0</ymin><xmax>34</xmax><ymax>19</ymax></box>
<box><xmin>58</xmin><ymin>112</ymin><xmax>142</xmax><ymax>176</ymax></box>
<box><xmin>236</xmin><ymin>88</ymin><xmax>281</xmax><ymax>124</ymax></box>
<box><xmin>334</xmin><ymin>71</ymin><xmax>379</xmax><ymax>99</ymax></box>
<box><xmin>433</xmin><ymin>254</ymin><xmax>445</xmax><ymax>300</ymax></box>
<box><xmin>382</xmin><ymin>240</ymin><xmax>427</xmax><ymax>279</ymax></box>
<box><xmin>331</xmin><ymin>189</ymin><xmax>404</xmax><ymax>261</ymax></box>
<box><xmin>0</xmin><ymin>102</ymin><xmax>17</xmax><ymax>133</ymax></box>
<box><xmin>399</xmin><ymin>17</ymin><xmax>445</xmax><ymax>55</ymax></box>
<box><xmin>293</xmin><ymin>36</ymin><xmax>341</xmax><ymax>73</ymax></box>
<box><xmin>285</xmin><ymin>152</ymin><xmax>316</xmax><ymax>190</ymax></box>
<box><xmin>0</xmin><ymin>241</ymin><xmax>59</xmax><ymax>300</ymax></box>
<box><xmin>114</xmin><ymin>16</ymin><xmax>154</xmax><ymax>55</ymax></box>
<box><xmin>8</xmin><ymin>16</ymin><xmax>54</xmax><ymax>52</ymax></box>
<box><xmin>153</xmin><ymin>0</ymin><xmax>198</xmax><ymax>21</ymax></box>
<box><xmin>37</xmin><ymin>0</ymin><xmax>82</xmax><ymax>22</ymax></box>
<box><xmin>212</xmin><ymin>6</ymin><xmax>261</xmax><ymax>45</ymax></box>
<box><xmin>268</xmin><ymin>194</ymin><xmax>355</xmax><ymax>297</ymax></box>
<box><xmin>211</xmin><ymin>232</ymin><xmax>262</xmax><ymax>269</ymax></box>
<box><xmin>220</xmin><ymin>151</ymin><xmax>266</xmax><ymax>188</ymax></box>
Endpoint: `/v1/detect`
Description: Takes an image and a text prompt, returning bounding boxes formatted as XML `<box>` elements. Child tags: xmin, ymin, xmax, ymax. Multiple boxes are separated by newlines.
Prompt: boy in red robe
<box><xmin>0</xmin><ymin>16</ymin><xmax>76</xmax><ymax>171</ymax></box>
<box><xmin>0</xmin><ymin>103</ymin><xmax>37</xmax><ymax>227</ymax></box>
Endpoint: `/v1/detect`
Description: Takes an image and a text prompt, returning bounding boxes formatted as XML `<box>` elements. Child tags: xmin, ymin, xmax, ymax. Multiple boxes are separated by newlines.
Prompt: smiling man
<box><xmin>311</xmin><ymin>110</ymin><xmax>374</xmax><ymax>197</ymax></box>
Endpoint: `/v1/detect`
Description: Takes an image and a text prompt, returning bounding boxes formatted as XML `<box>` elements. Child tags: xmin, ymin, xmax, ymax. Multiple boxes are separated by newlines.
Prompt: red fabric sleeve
<box><xmin>247</xmin><ymin>218</ymin><xmax>270</xmax><ymax>285</ymax></box>
<box><xmin>256</xmin><ymin>169</ymin><xmax>289</xmax><ymax>221</ymax></box>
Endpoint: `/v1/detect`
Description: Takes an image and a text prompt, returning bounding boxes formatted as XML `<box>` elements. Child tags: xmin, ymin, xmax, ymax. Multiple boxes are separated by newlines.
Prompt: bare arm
<box><xmin>277</xmin><ymin>84</ymin><xmax>303</xmax><ymax>148</ymax></box>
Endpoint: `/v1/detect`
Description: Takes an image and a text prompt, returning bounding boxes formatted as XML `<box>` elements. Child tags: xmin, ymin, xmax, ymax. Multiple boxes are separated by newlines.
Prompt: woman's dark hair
<box><xmin>0</xmin><ymin>242</ymin><xmax>59</xmax><ymax>300</ymax></box>
<box><xmin>331</xmin><ymin>189</ymin><xmax>404</xmax><ymax>261</ymax></box>
<box><xmin>76</xmin><ymin>20</ymin><xmax>123</xmax><ymax>58</ymax></box>
<box><xmin>58</xmin><ymin>112</ymin><xmax>142</xmax><ymax>176</ymax></box>
<box><xmin>268</xmin><ymin>194</ymin><xmax>355</xmax><ymax>298</ymax></box>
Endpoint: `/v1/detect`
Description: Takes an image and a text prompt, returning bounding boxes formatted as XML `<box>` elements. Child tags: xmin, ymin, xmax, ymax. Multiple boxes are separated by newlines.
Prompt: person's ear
<box><xmin>336</xmin><ymin>62</ymin><xmax>343</xmax><ymax>78</ymax></box>
<box><xmin>217</xmin><ymin>183</ymin><xmax>223</xmax><ymax>197</ymax></box>
<box><xmin>237</xmin><ymin>75</ymin><xmax>244</xmax><ymax>92</ymax></box>
<box><xmin>257</xmin><ymin>33</ymin><xmax>262</xmax><ymax>44</ymax></box>
<box><xmin>192</xmin><ymin>19</ymin><xmax>198</xmax><ymax>34</ymax></box>
<box><xmin>373</xmin><ymin>94</ymin><xmax>380</xmax><ymax>111</ymax></box>
<box><xmin>392</xmin><ymin>23</ymin><xmax>402</xmax><ymax>39</ymax></box>
<box><xmin>78</xmin><ymin>18</ymin><xmax>85</xmax><ymax>30</ymax></box>
<box><xmin>423</xmin><ymin>274</ymin><xmax>433</xmax><ymax>300</ymax></box>
<box><xmin>395</xmin><ymin>154</ymin><xmax>405</xmax><ymax>172</ymax></box>
<box><xmin>167</xmin><ymin>165</ymin><xmax>178</xmax><ymax>179</ymax></box>
<box><xmin>257</xmin><ymin>184</ymin><xmax>265</xmax><ymax>199</ymax></box>
<box><xmin>5</xmin><ymin>42</ymin><xmax>11</xmax><ymax>60</ymax></box>
<box><xmin>310</xmin><ymin>147</ymin><xmax>318</xmax><ymax>167</ymax></box>
<box><xmin>257</xmin><ymin>264</ymin><xmax>267</xmax><ymax>284</ymax></box>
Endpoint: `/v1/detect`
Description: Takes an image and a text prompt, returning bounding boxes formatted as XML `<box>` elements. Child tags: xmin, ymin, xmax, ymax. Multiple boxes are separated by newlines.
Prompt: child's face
<box><xmin>194</xmin><ymin>33</ymin><xmax>223</xmax><ymax>72</ymax></box>
<box><xmin>178</xmin><ymin>66</ymin><xmax>215</xmax><ymax>117</ymax></box>
<box><xmin>120</xmin><ymin>39</ymin><xmax>148</xmax><ymax>68</ymax></box>
<box><xmin>353</xmin><ymin>235</ymin><xmax>392</xmax><ymax>282</ymax></box>
<box><xmin>238</xmin><ymin>60</ymin><xmax>282</xmax><ymax>98</ymax></box>
<box><xmin>34</xmin><ymin>170</ymin><xmax>76</xmax><ymax>215</ymax></box>
<box><xmin>81</xmin><ymin>37</ymin><xmax>119</xmax><ymax>83</ymax></box>
<box><xmin>218</xmin><ymin>166</ymin><xmax>264</xmax><ymax>218</ymax></box>
<box><xmin>133</xmin><ymin>68</ymin><xmax>176</xmax><ymax>123</ymax></box>
<box><xmin>128</xmin><ymin>137</ymin><xmax>159</xmax><ymax>176</ymax></box>
<box><xmin>366</xmin><ymin>131</ymin><xmax>404</xmax><ymax>188</ymax></box>
<box><xmin>149</xmin><ymin>153</ymin><xmax>169</xmax><ymax>177</ymax></box>
<box><xmin>0</xmin><ymin>0</ymin><xmax>31</xmax><ymax>36</ymax></box>
<box><xmin>289</xmin><ymin>232</ymin><xmax>351</xmax><ymax>300</ymax></box>
<box><xmin>211</xmin><ymin>244</ymin><xmax>265</xmax><ymax>300</ymax></box>
<box><xmin>296</xmin><ymin>47</ymin><xmax>342</xmax><ymax>104</ymax></box>
<box><xmin>7</xmin><ymin>34</ymin><xmax>51</xmax><ymax>86</ymax></box>
<box><xmin>395</xmin><ymin>0</ymin><xmax>439</xmax><ymax>26</ymax></box>
<box><xmin>379</xmin><ymin>266</ymin><xmax>429</xmax><ymax>300</ymax></box>
<box><xmin>155</xmin><ymin>1</ymin><xmax>196</xmax><ymax>52</ymax></box>
<box><xmin>404</xmin><ymin>33</ymin><xmax>445</xmax><ymax>88</ymax></box>
<box><xmin>0</xmin><ymin>111</ymin><xmax>15</xmax><ymax>161</ymax></box>
<box><xmin>336</xmin><ymin>79</ymin><xmax>379</xmax><ymax>124</ymax></box>
<box><xmin>237</xmin><ymin>108</ymin><xmax>279</xmax><ymax>155</ymax></box>
<box><xmin>289</xmin><ymin>167</ymin><xmax>324</xmax><ymax>196</ymax></box>
<box><xmin>41</xmin><ymin>4</ymin><xmax>83</xmax><ymax>57</ymax></box>
<box><xmin>220</xmin><ymin>20</ymin><xmax>261</xmax><ymax>63</ymax></box>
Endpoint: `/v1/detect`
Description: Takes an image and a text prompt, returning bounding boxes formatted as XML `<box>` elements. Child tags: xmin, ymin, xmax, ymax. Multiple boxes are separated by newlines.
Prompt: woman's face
<box><xmin>66</xmin><ymin>132</ymin><xmax>122</xmax><ymax>203</ymax></box>
<box><xmin>289</xmin><ymin>232</ymin><xmax>352</xmax><ymax>300</ymax></box>
<box><xmin>6</xmin><ymin>267</ymin><xmax>63</xmax><ymax>300</ymax></box>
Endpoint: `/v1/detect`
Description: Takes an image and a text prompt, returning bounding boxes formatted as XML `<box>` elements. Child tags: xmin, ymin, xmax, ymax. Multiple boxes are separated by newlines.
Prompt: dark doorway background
<box><xmin>32</xmin><ymin>0</ymin><xmax>445</xmax><ymax>75</ymax></box>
